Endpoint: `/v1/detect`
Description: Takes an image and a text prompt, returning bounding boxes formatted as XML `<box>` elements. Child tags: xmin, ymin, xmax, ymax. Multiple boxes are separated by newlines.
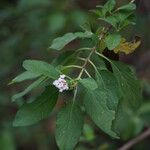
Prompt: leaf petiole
<box><xmin>95</xmin><ymin>51</ymin><xmax>112</xmax><ymax>63</ymax></box>
<box><xmin>61</xmin><ymin>65</ymin><xmax>82</xmax><ymax>70</ymax></box>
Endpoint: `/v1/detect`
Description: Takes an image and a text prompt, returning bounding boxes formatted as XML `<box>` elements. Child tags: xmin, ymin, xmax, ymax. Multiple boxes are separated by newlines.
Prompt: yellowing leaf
<box><xmin>114</xmin><ymin>37</ymin><xmax>141</xmax><ymax>54</ymax></box>
<box><xmin>99</xmin><ymin>39</ymin><xmax>106</xmax><ymax>52</ymax></box>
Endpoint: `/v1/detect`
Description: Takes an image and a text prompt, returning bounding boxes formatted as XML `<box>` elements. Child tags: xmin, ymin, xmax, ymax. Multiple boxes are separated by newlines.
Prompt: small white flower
<box><xmin>60</xmin><ymin>74</ymin><xmax>66</xmax><ymax>79</ymax></box>
<box><xmin>53</xmin><ymin>80</ymin><xmax>59</xmax><ymax>86</ymax></box>
<box><xmin>53</xmin><ymin>74</ymin><xmax>69</xmax><ymax>92</ymax></box>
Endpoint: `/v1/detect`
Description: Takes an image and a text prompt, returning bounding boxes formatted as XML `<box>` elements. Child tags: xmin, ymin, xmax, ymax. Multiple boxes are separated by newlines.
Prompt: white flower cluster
<box><xmin>53</xmin><ymin>75</ymin><xmax>69</xmax><ymax>92</ymax></box>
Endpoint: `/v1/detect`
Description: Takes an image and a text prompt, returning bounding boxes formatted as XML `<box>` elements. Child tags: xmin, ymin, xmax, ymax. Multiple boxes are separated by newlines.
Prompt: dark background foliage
<box><xmin>0</xmin><ymin>0</ymin><xmax>149</xmax><ymax>149</ymax></box>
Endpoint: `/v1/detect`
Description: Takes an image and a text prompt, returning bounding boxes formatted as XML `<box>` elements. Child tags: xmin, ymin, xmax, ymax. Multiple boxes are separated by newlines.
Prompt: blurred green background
<box><xmin>0</xmin><ymin>0</ymin><xmax>150</xmax><ymax>149</ymax></box>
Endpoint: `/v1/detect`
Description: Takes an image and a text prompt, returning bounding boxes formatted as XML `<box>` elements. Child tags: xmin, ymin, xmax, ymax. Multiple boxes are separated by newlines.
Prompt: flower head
<box><xmin>53</xmin><ymin>75</ymin><xmax>69</xmax><ymax>92</ymax></box>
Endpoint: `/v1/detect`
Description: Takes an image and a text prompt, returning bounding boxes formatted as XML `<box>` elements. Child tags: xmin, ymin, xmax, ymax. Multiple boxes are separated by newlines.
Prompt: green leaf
<box><xmin>110</xmin><ymin>62</ymin><xmax>143</xmax><ymax>138</ymax></box>
<box><xmin>49</xmin><ymin>32</ymin><xmax>93</xmax><ymax>50</ymax></box>
<box><xmin>74</xmin><ymin>31</ymin><xmax>93</xmax><ymax>38</ymax></box>
<box><xmin>12</xmin><ymin>76</ymin><xmax>46</xmax><ymax>102</ymax></box>
<box><xmin>138</xmin><ymin>102</ymin><xmax>150</xmax><ymax>125</ymax></box>
<box><xmin>52</xmin><ymin>51</ymin><xmax>76</xmax><ymax>67</ymax></box>
<box><xmin>99</xmin><ymin>3</ymin><xmax>136</xmax><ymax>30</ymax></box>
<box><xmin>96</xmin><ymin>70</ymin><xmax>120</xmax><ymax>110</ymax></box>
<box><xmin>55</xmin><ymin>102</ymin><xmax>84</xmax><ymax>150</ymax></box>
<box><xmin>112</xmin><ymin>100</ymin><xmax>143</xmax><ymax>140</ymax></box>
<box><xmin>114</xmin><ymin>11</ymin><xmax>134</xmax><ymax>23</ymax></box>
<box><xmin>111</xmin><ymin>61</ymin><xmax>142</xmax><ymax>110</ymax></box>
<box><xmin>102</xmin><ymin>0</ymin><xmax>116</xmax><ymax>15</ymax></box>
<box><xmin>84</xmin><ymin>88</ymin><xmax>118</xmax><ymax>138</ymax></box>
<box><xmin>117</xmin><ymin>3</ymin><xmax>136</xmax><ymax>11</ymax></box>
<box><xmin>10</xmin><ymin>71</ymin><xmax>40</xmax><ymax>84</ymax></box>
<box><xmin>90</xmin><ymin>9</ymin><xmax>103</xmax><ymax>17</ymax></box>
<box><xmin>112</xmin><ymin>101</ymin><xmax>131</xmax><ymax>138</ymax></box>
<box><xmin>13</xmin><ymin>86</ymin><xmax>58</xmax><ymax>126</ymax></box>
<box><xmin>99</xmin><ymin>16</ymin><xmax>118</xmax><ymax>28</ymax></box>
<box><xmin>91</xmin><ymin>55</ymin><xmax>107</xmax><ymax>70</ymax></box>
<box><xmin>105</xmin><ymin>33</ymin><xmax>121</xmax><ymax>50</ymax></box>
<box><xmin>50</xmin><ymin>33</ymin><xmax>76</xmax><ymax>50</ymax></box>
<box><xmin>80</xmin><ymin>22</ymin><xmax>91</xmax><ymax>32</ymax></box>
<box><xmin>119</xmin><ymin>14</ymin><xmax>136</xmax><ymax>29</ymax></box>
<box><xmin>79</xmin><ymin>78</ymin><xmax>98</xmax><ymax>90</ymax></box>
<box><xmin>82</xmin><ymin>124</ymin><xmax>95</xmax><ymax>142</ymax></box>
<box><xmin>23</xmin><ymin>60</ymin><xmax>60</xmax><ymax>79</ymax></box>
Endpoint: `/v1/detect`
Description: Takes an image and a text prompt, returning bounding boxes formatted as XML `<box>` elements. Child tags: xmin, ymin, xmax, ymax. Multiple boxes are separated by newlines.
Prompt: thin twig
<box><xmin>95</xmin><ymin>51</ymin><xmax>111</xmax><ymax>63</ymax></box>
<box><xmin>88</xmin><ymin>59</ymin><xmax>98</xmax><ymax>71</ymax></box>
<box><xmin>76</xmin><ymin>47</ymin><xmax>91</xmax><ymax>52</ymax></box>
<box><xmin>118</xmin><ymin>128</ymin><xmax>150</xmax><ymax>150</ymax></box>
<box><xmin>78</xmin><ymin>57</ymin><xmax>98</xmax><ymax>72</ymax></box>
<box><xmin>77</xmin><ymin>26</ymin><xmax>112</xmax><ymax>79</ymax></box>
<box><xmin>77</xmin><ymin>57</ymin><xmax>86</xmax><ymax>61</ymax></box>
<box><xmin>62</xmin><ymin>65</ymin><xmax>82</xmax><ymax>70</ymax></box>
<box><xmin>84</xmin><ymin>69</ymin><xmax>92</xmax><ymax>78</ymax></box>
<box><xmin>73</xmin><ymin>86</ymin><xmax>78</xmax><ymax>103</ymax></box>
<box><xmin>77</xmin><ymin>47</ymin><xmax>96</xmax><ymax>79</ymax></box>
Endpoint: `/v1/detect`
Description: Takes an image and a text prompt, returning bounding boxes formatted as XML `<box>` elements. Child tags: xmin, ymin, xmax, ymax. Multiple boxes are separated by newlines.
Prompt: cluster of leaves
<box><xmin>10</xmin><ymin>0</ymin><xmax>144</xmax><ymax>150</ymax></box>
<box><xmin>92</xmin><ymin>0</ymin><xmax>141</xmax><ymax>53</ymax></box>
<box><xmin>95</xmin><ymin>1</ymin><xmax>136</xmax><ymax>29</ymax></box>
